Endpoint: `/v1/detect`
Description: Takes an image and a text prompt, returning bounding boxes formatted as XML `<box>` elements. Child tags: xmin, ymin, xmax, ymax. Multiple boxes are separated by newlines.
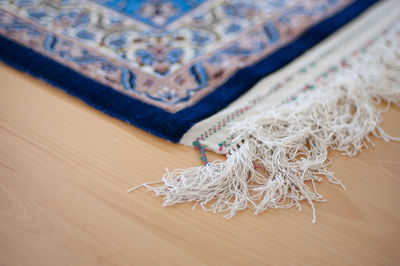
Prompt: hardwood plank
<box><xmin>0</xmin><ymin>62</ymin><xmax>399</xmax><ymax>266</ymax></box>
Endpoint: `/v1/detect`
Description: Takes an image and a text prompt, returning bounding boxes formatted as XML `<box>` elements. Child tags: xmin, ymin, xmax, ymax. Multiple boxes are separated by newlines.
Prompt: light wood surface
<box><xmin>0</xmin><ymin>61</ymin><xmax>399</xmax><ymax>266</ymax></box>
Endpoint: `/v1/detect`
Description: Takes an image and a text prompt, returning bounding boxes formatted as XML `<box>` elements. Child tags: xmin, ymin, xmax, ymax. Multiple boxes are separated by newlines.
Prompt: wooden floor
<box><xmin>0</xmin><ymin>61</ymin><xmax>399</xmax><ymax>266</ymax></box>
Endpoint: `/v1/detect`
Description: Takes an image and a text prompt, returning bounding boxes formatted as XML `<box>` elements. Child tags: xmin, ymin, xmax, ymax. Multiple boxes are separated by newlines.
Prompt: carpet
<box><xmin>0</xmin><ymin>0</ymin><xmax>377</xmax><ymax>142</ymax></box>
<box><xmin>1</xmin><ymin>0</ymin><xmax>399</xmax><ymax>221</ymax></box>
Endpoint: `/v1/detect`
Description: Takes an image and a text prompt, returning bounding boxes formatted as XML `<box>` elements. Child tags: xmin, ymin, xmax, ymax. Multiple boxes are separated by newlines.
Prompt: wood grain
<box><xmin>0</xmin><ymin>61</ymin><xmax>399</xmax><ymax>266</ymax></box>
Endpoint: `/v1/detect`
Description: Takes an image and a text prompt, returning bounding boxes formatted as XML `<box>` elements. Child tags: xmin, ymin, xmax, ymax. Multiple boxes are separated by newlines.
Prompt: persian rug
<box><xmin>1</xmin><ymin>0</ymin><xmax>399</xmax><ymax>221</ymax></box>
<box><xmin>0</xmin><ymin>0</ymin><xmax>377</xmax><ymax>142</ymax></box>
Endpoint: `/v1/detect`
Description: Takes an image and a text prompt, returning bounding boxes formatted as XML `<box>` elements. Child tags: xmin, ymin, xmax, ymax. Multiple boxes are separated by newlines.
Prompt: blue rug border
<box><xmin>0</xmin><ymin>0</ymin><xmax>378</xmax><ymax>143</ymax></box>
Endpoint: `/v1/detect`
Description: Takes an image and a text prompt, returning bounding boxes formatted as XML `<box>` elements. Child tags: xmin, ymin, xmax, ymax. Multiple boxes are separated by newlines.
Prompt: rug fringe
<box><xmin>130</xmin><ymin>25</ymin><xmax>400</xmax><ymax>222</ymax></box>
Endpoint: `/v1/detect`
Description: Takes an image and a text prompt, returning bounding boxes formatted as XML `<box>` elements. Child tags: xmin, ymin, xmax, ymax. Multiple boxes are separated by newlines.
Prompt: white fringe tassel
<box><xmin>131</xmin><ymin>28</ymin><xmax>400</xmax><ymax>222</ymax></box>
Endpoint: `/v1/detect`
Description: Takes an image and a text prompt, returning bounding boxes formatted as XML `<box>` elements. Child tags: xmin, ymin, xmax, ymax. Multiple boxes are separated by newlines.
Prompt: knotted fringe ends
<box><xmin>130</xmin><ymin>30</ymin><xmax>400</xmax><ymax>223</ymax></box>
